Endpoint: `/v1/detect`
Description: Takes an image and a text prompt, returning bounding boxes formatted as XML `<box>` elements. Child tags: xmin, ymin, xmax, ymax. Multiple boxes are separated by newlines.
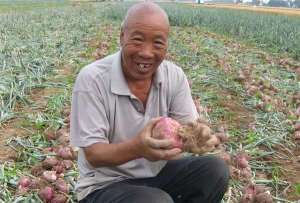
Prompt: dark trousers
<box><xmin>80</xmin><ymin>155</ymin><xmax>230</xmax><ymax>203</ymax></box>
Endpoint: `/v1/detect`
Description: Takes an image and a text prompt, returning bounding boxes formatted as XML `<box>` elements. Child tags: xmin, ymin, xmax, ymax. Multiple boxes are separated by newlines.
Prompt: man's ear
<box><xmin>120</xmin><ymin>28</ymin><xmax>124</xmax><ymax>47</ymax></box>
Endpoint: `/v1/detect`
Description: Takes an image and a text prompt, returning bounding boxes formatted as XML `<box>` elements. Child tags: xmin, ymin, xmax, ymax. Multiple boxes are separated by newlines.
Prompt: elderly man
<box><xmin>70</xmin><ymin>2</ymin><xmax>229</xmax><ymax>203</ymax></box>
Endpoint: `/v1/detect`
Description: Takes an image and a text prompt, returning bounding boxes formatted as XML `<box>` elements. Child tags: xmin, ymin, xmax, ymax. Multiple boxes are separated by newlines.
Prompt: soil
<box><xmin>0</xmin><ymin>65</ymin><xmax>74</xmax><ymax>161</ymax></box>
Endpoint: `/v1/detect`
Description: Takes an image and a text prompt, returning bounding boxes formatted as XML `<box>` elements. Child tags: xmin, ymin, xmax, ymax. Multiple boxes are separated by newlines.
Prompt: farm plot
<box><xmin>0</xmin><ymin>1</ymin><xmax>299</xmax><ymax>202</ymax></box>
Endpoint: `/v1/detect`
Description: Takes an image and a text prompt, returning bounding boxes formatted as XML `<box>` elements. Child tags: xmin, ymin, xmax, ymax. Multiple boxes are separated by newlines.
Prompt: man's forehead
<box><xmin>123</xmin><ymin>3</ymin><xmax>169</xmax><ymax>30</ymax></box>
<box><xmin>127</xmin><ymin>2</ymin><xmax>165</xmax><ymax>16</ymax></box>
<box><xmin>123</xmin><ymin>20</ymin><xmax>169</xmax><ymax>39</ymax></box>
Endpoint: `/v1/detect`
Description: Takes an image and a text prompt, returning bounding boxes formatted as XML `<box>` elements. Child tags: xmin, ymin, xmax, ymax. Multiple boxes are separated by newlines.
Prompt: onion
<box><xmin>53</xmin><ymin>164</ymin><xmax>65</xmax><ymax>174</ymax></box>
<box><xmin>55</xmin><ymin>178</ymin><xmax>69</xmax><ymax>193</ymax></box>
<box><xmin>39</xmin><ymin>186</ymin><xmax>54</xmax><ymax>202</ymax></box>
<box><xmin>31</xmin><ymin>165</ymin><xmax>44</xmax><ymax>177</ymax></box>
<box><xmin>152</xmin><ymin>117</ymin><xmax>183</xmax><ymax>148</ymax></box>
<box><xmin>296</xmin><ymin>106</ymin><xmax>300</xmax><ymax>116</ymax></box>
<box><xmin>17</xmin><ymin>185</ymin><xmax>29</xmax><ymax>195</ymax></box>
<box><xmin>42</xmin><ymin>157</ymin><xmax>59</xmax><ymax>169</ymax></box>
<box><xmin>294</xmin><ymin>131</ymin><xmax>300</xmax><ymax>140</ymax></box>
<box><xmin>240</xmin><ymin>167</ymin><xmax>252</xmax><ymax>179</ymax></box>
<box><xmin>51</xmin><ymin>194</ymin><xmax>68</xmax><ymax>203</ymax></box>
<box><xmin>56</xmin><ymin>146</ymin><xmax>75</xmax><ymax>160</ymax></box>
<box><xmin>45</xmin><ymin>131</ymin><xmax>58</xmax><ymax>141</ymax></box>
<box><xmin>62</xmin><ymin>160</ymin><xmax>73</xmax><ymax>170</ymax></box>
<box><xmin>18</xmin><ymin>176</ymin><xmax>31</xmax><ymax>188</ymax></box>
<box><xmin>295</xmin><ymin>122</ymin><xmax>300</xmax><ymax>131</ymax></box>
<box><xmin>42</xmin><ymin>171</ymin><xmax>57</xmax><ymax>182</ymax></box>
<box><xmin>254</xmin><ymin>192</ymin><xmax>273</xmax><ymax>203</ymax></box>
<box><xmin>235</xmin><ymin>152</ymin><xmax>250</xmax><ymax>169</ymax></box>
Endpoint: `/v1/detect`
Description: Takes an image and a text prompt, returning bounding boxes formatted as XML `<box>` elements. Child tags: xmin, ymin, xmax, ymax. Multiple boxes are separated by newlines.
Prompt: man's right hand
<box><xmin>83</xmin><ymin>118</ymin><xmax>182</xmax><ymax>168</ymax></box>
<box><xmin>133</xmin><ymin>118</ymin><xmax>182</xmax><ymax>161</ymax></box>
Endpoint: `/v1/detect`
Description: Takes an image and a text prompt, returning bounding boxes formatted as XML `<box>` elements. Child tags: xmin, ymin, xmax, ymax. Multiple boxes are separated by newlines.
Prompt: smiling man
<box><xmin>70</xmin><ymin>2</ymin><xmax>229</xmax><ymax>203</ymax></box>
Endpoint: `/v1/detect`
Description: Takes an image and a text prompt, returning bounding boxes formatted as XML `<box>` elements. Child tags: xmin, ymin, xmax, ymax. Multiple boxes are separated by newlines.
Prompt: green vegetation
<box><xmin>0</xmin><ymin>0</ymin><xmax>69</xmax><ymax>13</ymax></box>
<box><xmin>0</xmin><ymin>3</ymin><xmax>109</xmax><ymax>123</ymax></box>
<box><xmin>105</xmin><ymin>3</ymin><xmax>300</xmax><ymax>59</ymax></box>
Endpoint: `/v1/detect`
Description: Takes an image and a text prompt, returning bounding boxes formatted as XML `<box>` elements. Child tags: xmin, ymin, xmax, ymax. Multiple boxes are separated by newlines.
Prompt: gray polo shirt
<box><xmin>70</xmin><ymin>51</ymin><xmax>198</xmax><ymax>201</ymax></box>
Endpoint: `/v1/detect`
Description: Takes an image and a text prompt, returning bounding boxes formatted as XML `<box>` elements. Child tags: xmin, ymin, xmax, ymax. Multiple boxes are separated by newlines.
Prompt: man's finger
<box><xmin>146</xmin><ymin>136</ymin><xmax>173</xmax><ymax>149</ymax></box>
<box><xmin>154</xmin><ymin>148</ymin><xmax>182</xmax><ymax>160</ymax></box>
<box><xmin>164</xmin><ymin>148</ymin><xmax>182</xmax><ymax>160</ymax></box>
<box><xmin>146</xmin><ymin>117</ymin><xmax>162</xmax><ymax>130</ymax></box>
<box><xmin>169</xmin><ymin>152</ymin><xmax>183</xmax><ymax>160</ymax></box>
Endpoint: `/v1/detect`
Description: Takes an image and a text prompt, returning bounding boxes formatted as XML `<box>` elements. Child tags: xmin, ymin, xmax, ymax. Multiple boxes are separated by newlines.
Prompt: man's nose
<box><xmin>138</xmin><ymin>43</ymin><xmax>154</xmax><ymax>59</ymax></box>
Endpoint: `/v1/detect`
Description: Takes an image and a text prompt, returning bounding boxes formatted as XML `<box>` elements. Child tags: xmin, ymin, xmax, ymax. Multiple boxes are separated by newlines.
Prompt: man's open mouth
<box><xmin>137</xmin><ymin>63</ymin><xmax>152</xmax><ymax>72</ymax></box>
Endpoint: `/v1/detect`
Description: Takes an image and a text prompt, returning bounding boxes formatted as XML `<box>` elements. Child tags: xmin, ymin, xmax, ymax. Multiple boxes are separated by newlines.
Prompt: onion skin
<box><xmin>39</xmin><ymin>186</ymin><xmax>54</xmax><ymax>202</ymax></box>
<box><xmin>42</xmin><ymin>157</ymin><xmax>59</xmax><ymax>170</ymax></box>
<box><xmin>56</xmin><ymin>146</ymin><xmax>75</xmax><ymax>160</ymax></box>
<box><xmin>50</xmin><ymin>194</ymin><xmax>68</xmax><ymax>203</ymax></box>
<box><xmin>254</xmin><ymin>192</ymin><xmax>273</xmax><ymax>203</ymax></box>
<box><xmin>234</xmin><ymin>152</ymin><xmax>250</xmax><ymax>169</ymax></box>
<box><xmin>62</xmin><ymin>160</ymin><xmax>73</xmax><ymax>170</ymax></box>
<box><xmin>294</xmin><ymin>122</ymin><xmax>300</xmax><ymax>131</ymax></box>
<box><xmin>18</xmin><ymin>176</ymin><xmax>31</xmax><ymax>188</ymax></box>
<box><xmin>55</xmin><ymin>178</ymin><xmax>69</xmax><ymax>193</ymax></box>
<box><xmin>240</xmin><ymin>184</ymin><xmax>273</xmax><ymax>203</ymax></box>
<box><xmin>294</xmin><ymin>131</ymin><xmax>300</xmax><ymax>140</ymax></box>
<box><xmin>152</xmin><ymin>117</ymin><xmax>183</xmax><ymax>148</ymax></box>
<box><xmin>42</xmin><ymin>171</ymin><xmax>57</xmax><ymax>182</ymax></box>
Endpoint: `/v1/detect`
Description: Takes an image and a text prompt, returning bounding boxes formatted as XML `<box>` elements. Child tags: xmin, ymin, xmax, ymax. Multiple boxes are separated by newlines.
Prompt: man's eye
<box><xmin>154</xmin><ymin>41</ymin><xmax>165</xmax><ymax>48</ymax></box>
<box><xmin>132</xmin><ymin>38</ymin><xmax>143</xmax><ymax>42</ymax></box>
<box><xmin>155</xmin><ymin>41</ymin><xmax>164</xmax><ymax>45</ymax></box>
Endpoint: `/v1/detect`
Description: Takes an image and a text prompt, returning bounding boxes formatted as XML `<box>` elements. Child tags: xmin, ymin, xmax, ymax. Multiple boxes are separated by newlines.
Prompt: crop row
<box><xmin>105</xmin><ymin>2</ymin><xmax>300</xmax><ymax>59</ymax></box>
<box><xmin>0</xmin><ymin>3</ymin><xmax>111</xmax><ymax>124</ymax></box>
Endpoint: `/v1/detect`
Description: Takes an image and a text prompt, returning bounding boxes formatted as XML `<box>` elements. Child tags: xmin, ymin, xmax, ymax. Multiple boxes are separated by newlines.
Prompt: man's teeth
<box><xmin>138</xmin><ymin>63</ymin><xmax>150</xmax><ymax>69</ymax></box>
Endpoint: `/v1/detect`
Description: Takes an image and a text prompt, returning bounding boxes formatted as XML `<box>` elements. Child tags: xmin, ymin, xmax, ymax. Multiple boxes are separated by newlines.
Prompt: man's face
<box><xmin>120</xmin><ymin>13</ymin><xmax>169</xmax><ymax>82</ymax></box>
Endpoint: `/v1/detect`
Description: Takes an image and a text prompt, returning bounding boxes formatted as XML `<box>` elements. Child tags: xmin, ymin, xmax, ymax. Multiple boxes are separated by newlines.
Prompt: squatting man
<box><xmin>70</xmin><ymin>2</ymin><xmax>230</xmax><ymax>203</ymax></box>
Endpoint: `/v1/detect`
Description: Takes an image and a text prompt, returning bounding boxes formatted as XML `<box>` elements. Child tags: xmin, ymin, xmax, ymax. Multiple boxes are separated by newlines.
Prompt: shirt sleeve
<box><xmin>168</xmin><ymin>66</ymin><xmax>199</xmax><ymax>124</ymax></box>
<box><xmin>70</xmin><ymin>69</ymin><xmax>109</xmax><ymax>148</ymax></box>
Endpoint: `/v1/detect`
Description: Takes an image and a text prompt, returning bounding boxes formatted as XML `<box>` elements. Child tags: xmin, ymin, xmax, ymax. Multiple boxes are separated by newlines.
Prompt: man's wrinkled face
<box><xmin>120</xmin><ymin>13</ymin><xmax>169</xmax><ymax>82</ymax></box>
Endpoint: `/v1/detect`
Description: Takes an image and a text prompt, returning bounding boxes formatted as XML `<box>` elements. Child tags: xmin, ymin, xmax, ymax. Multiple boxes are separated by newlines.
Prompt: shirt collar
<box><xmin>110</xmin><ymin>50</ymin><xmax>163</xmax><ymax>96</ymax></box>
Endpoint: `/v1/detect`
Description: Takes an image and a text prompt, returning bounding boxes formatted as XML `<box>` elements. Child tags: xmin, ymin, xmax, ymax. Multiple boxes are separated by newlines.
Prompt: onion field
<box><xmin>0</xmin><ymin>1</ymin><xmax>299</xmax><ymax>202</ymax></box>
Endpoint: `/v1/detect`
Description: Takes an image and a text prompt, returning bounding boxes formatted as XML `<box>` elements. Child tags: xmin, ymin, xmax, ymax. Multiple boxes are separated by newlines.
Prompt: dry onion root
<box><xmin>178</xmin><ymin>120</ymin><xmax>213</xmax><ymax>154</ymax></box>
<box><xmin>152</xmin><ymin>117</ymin><xmax>228</xmax><ymax>154</ymax></box>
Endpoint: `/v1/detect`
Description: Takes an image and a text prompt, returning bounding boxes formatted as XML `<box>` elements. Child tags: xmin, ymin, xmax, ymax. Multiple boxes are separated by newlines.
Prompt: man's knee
<box><xmin>190</xmin><ymin>155</ymin><xmax>230</xmax><ymax>187</ymax></box>
<box><xmin>201</xmin><ymin>156</ymin><xmax>230</xmax><ymax>186</ymax></box>
<box><xmin>132</xmin><ymin>187</ymin><xmax>174</xmax><ymax>203</ymax></box>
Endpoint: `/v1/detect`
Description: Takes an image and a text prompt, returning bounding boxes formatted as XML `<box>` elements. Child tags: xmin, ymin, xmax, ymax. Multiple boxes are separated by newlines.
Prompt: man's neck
<box><xmin>127</xmin><ymin>79</ymin><xmax>152</xmax><ymax>90</ymax></box>
<box><xmin>127</xmin><ymin>78</ymin><xmax>153</xmax><ymax>107</ymax></box>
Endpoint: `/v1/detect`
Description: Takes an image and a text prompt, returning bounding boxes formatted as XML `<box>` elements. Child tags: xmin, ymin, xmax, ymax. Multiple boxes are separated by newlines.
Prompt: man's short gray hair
<box><xmin>121</xmin><ymin>2</ymin><xmax>169</xmax><ymax>30</ymax></box>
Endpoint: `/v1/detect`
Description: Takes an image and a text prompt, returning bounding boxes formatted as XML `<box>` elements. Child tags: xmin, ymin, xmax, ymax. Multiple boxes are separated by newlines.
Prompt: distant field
<box><xmin>0</xmin><ymin>0</ymin><xmax>69</xmax><ymax>13</ymax></box>
<box><xmin>108</xmin><ymin>2</ymin><xmax>300</xmax><ymax>59</ymax></box>
<box><xmin>199</xmin><ymin>3</ymin><xmax>300</xmax><ymax>16</ymax></box>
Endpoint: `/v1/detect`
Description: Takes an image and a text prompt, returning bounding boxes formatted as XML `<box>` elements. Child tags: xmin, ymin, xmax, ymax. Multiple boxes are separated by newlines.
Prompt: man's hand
<box><xmin>133</xmin><ymin>118</ymin><xmax>182</xmax><ymax>161</ymax></box>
